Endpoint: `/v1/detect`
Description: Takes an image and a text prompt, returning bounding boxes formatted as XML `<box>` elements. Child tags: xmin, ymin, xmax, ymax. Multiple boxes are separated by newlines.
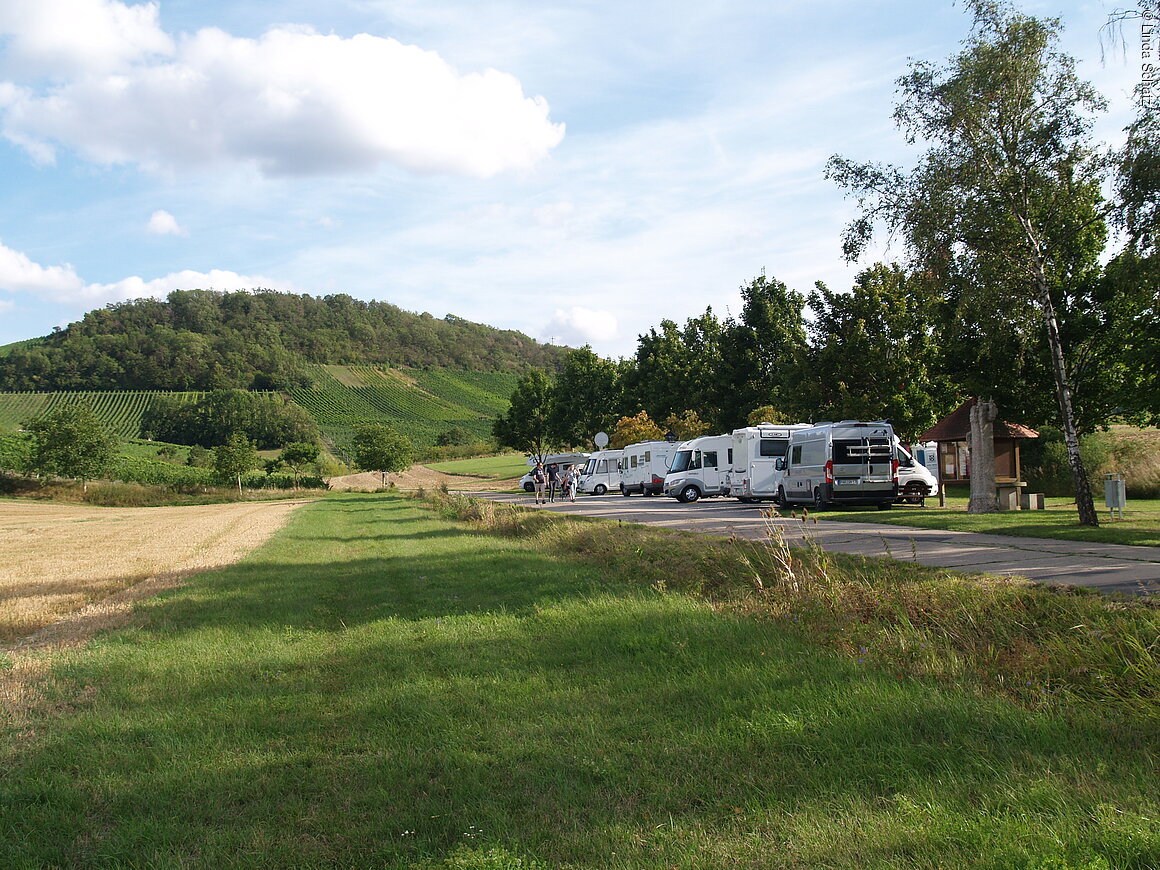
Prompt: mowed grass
<box><xmin>820</xmin><ymin>490</ymin><xmax>1160</xmax><ymax>547</ymax></box>
<box><xmin>2</xmin><ymin>494</ymin><xmax>1158</xmax><ymax>869</ymax></box>
<box><xmin>426</xmin><ymin>453</ymin><xmax>529</xmax><ymax>479</ymax></box>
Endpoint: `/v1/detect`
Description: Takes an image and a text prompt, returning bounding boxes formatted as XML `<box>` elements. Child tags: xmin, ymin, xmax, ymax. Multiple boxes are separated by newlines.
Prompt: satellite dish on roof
<box><xmin>594</xmin><ymin>431</ymin><xmax>609</xmax><ymax>448</ymax></box>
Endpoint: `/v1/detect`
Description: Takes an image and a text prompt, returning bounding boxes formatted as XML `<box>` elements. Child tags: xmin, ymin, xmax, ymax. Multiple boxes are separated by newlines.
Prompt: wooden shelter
<box><xmin>919</xmin><ymin>399</ymin><xmax>1039</xmax><ymax>507</ymax></box>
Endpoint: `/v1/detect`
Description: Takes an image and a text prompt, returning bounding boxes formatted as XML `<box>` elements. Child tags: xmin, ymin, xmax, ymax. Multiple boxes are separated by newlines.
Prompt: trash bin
<box><xmin>1103</xmin><ymin>473</ymin><xmax>1126</xmax><ymax>519</ymax></box>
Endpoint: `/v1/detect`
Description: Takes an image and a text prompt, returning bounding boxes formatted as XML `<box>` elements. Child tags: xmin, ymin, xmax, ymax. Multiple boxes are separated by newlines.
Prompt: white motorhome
<box><xmin>776</xmin><ymin>421</ymin><xmax>897</xmax><ymax>509</ymax></box>
<box><xmin>663</xmin><ymin>433</ymin><xmax>733</xmax><ymax>502</ymax></box>
<box><xmin>577</xmin><ymin>448</ymin><xmax>624</xmax><ymax>495</ymax></box>
<box><xmin>723</xmin><ymin>423</ymin><xmax>810</xmax><ymax>502</ymax></box>
<box><xmin>619</xmin><ymin>440</ymin><xmax>675</xmax><ymax>496</ymax></box>
<box><xmin>519</xmin><ymin>452</ymin><xmax>590</xmax><ymax>492</ymax></box>
<box><xmin>895</xmin><ymin>439</ymin><xmax>939</xmax><ymax>503</ymax></box>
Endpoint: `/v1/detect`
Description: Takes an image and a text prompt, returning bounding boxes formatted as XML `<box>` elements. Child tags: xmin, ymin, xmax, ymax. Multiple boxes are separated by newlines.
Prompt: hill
<box><xmin>0</xmin><ymin>288</ymin><xmax>567</xmax><ymax>392</ymax></box>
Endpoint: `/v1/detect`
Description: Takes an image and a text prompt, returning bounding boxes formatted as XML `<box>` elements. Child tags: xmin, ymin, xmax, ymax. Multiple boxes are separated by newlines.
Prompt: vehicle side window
<box><xmin>760</xmin><ymin>439</ymin><xmax>788</xmax><ymax>457</ymax></box>
<box><xmin>644</xmin><ymin>450</ymin><xmax>652</xmax><ymax>462</ymax></box>
<box><xmin>630</xmin><ymin>455</ymin><xmax>638</xmax><ymax>468</ymax></box>
<box><xmin>727</xmin><ymin>448</ymin><xmax>733</xmax><ymax>464</ymax></box>
<box><xmin>791</xmin><ymin>445</ymin><xmax>802</xmax><ymax>465</ymax></box>
<box><xmin>704</xmin><ymin>450</ymin><xmax>718</xmax><ymax>468</ymax></box>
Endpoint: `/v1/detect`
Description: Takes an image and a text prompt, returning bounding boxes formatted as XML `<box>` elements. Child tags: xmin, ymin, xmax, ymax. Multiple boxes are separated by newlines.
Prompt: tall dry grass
<box><xmin>418</xmin><ymin>490</ymin><xmax>1160</xmax><ymax>723</ymax></box>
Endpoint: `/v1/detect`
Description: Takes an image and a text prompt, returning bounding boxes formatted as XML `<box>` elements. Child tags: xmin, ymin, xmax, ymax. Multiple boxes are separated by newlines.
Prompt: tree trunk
<box><xmin>1036</xmin><ymin>278</ymin><xmax>1099</xmax><ymax>526</ymax></box>
<box><xmin>968</xmin><ymin>399</ymin><xmax>999</xmax><ymax>513</ymax></box>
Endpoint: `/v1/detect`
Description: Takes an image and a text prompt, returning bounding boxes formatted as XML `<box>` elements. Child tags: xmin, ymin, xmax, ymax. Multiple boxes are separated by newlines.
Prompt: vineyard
<box><xmin>289</xmin><ymin>365</ymin><xmax>516</xmax><ymax>454</ymax></box>
<box><xmin>0</xmin><ymin>365</ymin><xmax>518</xmax><ymax>458</ymax></box>
<box><xmin>0</xmin><ymin>391</ymin><xmax>203</xmax><ymax>438</ymax></box>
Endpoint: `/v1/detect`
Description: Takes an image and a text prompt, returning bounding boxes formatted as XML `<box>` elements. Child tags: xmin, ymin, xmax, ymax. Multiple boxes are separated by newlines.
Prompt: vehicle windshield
<box><xmin>669</xmin><ymin>450</ymin><xmax>694</xmax><ymax>473</ymax></box>
<box><xmin>583</xmin><ymin>458</ymin><xmax>597</xmax><ymax>475</ymax></box>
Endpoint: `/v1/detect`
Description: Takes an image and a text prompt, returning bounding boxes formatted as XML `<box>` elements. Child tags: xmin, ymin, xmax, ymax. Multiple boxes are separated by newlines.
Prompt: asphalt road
<box><xmin>470</xmin><ymin>490</ymin><xmax>1160</xmax><ymax>597</ymax></box>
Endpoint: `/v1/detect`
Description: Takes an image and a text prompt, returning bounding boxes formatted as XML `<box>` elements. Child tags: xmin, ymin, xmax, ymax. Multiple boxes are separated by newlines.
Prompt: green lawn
<box><xmin>3</xmin><ymin>493</ymin><xmax>1157</xmax><ymax>868</ymax></box>
<box><xmin>426</xmin><ymin>453</ymin><xmax>529</xmax><ymax>479</ymax></box>
<box><xmin>819</xmin><ymin>491</ymin><xmax>1160</xmax><ymax>547</ymax></box>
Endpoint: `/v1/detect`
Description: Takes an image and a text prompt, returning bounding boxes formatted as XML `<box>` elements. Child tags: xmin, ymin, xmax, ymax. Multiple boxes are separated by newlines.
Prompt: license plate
<box><xmin>835</xmin><ymin>478</ymin><xmax>859</xmax><ymax>485</ymax></box>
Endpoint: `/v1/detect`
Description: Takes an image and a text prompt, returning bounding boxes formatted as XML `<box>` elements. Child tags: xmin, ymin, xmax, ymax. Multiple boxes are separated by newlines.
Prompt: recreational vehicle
<box><xmin>895</xmin><ymin>439</ymin><xmax>939</xmax><ymax>503</ymax></box>
<box><xmin>776</xmin><ymin>421</ymin><xmax>897</xmax><ymax>509</ymax></box>
<box><xmin>577</xmin><ymin>448</ymin><xmax>624</xmax><ymax>495</ymax></box>
<box><xmin>619</xmin><ymin>440</ymin><xmax>675</xmax><ymax>496</ymax></box>
<box><xmin>519</xmin><ymin>452</ymin><xmax>589</xmax><ymax>492</ymax></box>
<box><xmin>723</xmin><ymin>423</ymin><xmax>810</xmax><ymax>502</ymax></box>
<box><xmin>663</xmin><ymin>433</ymin><xmax>733</xmax><ymax>502</ymax></box>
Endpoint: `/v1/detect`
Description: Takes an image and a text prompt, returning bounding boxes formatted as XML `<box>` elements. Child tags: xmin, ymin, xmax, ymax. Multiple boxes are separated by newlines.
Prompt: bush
<box><xmin>1024</xmin><ymin>427</ymin><xmax>1160</xmax><ymax>499</ymax></box>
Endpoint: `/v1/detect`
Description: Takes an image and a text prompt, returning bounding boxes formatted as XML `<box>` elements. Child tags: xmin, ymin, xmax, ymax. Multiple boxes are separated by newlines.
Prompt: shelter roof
<box><xmin>919</xmin><ymin>398</ymin><xmax>1039</xmax><ymax>442</ymax></box>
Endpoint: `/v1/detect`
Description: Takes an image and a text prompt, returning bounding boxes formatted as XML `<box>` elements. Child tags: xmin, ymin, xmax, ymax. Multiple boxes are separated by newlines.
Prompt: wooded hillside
<box><xmin>0</xmin><ymin>289</ymin><xmax>568</xmax><ymax>392</ymax></box>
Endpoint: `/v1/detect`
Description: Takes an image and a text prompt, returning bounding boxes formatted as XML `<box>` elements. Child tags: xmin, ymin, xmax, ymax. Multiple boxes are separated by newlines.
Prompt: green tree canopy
<box><xmin>213</xmin><ymin>433</ymin><xmax>259</xmax><ymax>495</ymax></box>
<box><xmin>492</xmin><ymin>369</ymin><xmax>556</xmax><ymax>463</ymax></box>
<box><xmin>352</xmin><ymin>423</ymin><xmax>415</xmax><ymax>486</ymax></box>
<box><xmin>547</xmin><ymin>346</ymin><xmax>624</xmax><ymax>448</ymax></box>
<box><xmin>24</xmin><ymin>402</ymin><xmax>118</xmax><ymax>490</ymax></box>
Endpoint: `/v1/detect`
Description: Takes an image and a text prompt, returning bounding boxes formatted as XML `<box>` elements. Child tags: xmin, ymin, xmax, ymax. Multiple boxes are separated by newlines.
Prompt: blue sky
<box><xmin>0</xmin><ymin>0</ymin><xmax>1144</xmax><ymax>359</ymax></box>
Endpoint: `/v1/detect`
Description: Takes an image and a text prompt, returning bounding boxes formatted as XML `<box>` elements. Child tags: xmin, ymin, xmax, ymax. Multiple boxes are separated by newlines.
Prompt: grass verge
<box><xmin>820</xmin><ymin>490</ymin><xmax>1160</xmax><ymax>547</ymax></box>
<box><xmin>2</xmin><ymin>491</ymin><xmax>1157</xmax><ymax>868</ymax></box>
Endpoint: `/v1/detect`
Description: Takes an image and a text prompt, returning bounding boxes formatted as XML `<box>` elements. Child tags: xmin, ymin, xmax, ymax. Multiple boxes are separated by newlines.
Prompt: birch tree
<box><xmin>826</xmin><ymin>0</ymin><xmax>1108</xmax><ymax>525</ymax></box>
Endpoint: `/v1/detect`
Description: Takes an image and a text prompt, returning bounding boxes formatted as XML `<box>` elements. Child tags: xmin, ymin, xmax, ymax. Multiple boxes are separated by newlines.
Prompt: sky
<box><xmin>0</xmin><ymin>0</ymin><xmax>1146</xmax><ymax>360</ymax></box>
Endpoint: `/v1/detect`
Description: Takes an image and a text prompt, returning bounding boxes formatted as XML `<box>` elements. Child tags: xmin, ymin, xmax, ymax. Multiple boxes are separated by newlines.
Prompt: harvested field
<box><xmin>0</xmin><ymin>499</ymin><xmax>308</xmax><ymax>650</ymax></box>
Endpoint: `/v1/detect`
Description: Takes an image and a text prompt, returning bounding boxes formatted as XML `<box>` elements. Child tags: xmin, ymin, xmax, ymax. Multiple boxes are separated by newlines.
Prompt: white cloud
<box><xmin>0</xmin><ymin>0</ymin><xmax>173</xmax><ymax>77</ymax></box>
<box><xmin>542</xmin><ymin>306</ymin><xmax>619</xmax><ymax>348</ymax></box>
<box><xmin>146</xmin><ymin>209</ymin><xmax>186</xmax><ymax>236</ymax></box>
<box><xmin>0</xmin><ymin>9</ymin><xmax>565</xmax><ymax>177</ymax></box>
<box><xmin>0</xmin><ymin>240</ymin><xmax>289</xmax><ymax>306</ymax></box>
<box><xmin>0</xmin><ymin>241</ymin><xmax>86</xmax><ymax>300</ymax></box>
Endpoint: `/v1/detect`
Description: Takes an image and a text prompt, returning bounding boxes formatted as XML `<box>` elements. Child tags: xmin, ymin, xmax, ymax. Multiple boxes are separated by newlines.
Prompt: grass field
<box><xmin>820</xmin><ymin>489</ymin><xmax>1160</xmax><ymax>547</ymax></box>
<box><xmin>2</xmin><ymin>493</ymin><xmax>1157</xmax><ymax>868</ymax></box>
<box><xmin>426</xmin><ymin>453</ymin><xmax>529</xmax><ymax>479</ymax></box>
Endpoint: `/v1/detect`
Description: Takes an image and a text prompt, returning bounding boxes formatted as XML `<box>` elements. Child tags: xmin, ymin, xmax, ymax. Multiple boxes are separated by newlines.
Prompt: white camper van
<box><xmin>895</xmin><ymin>439</ymin><xmax>938</xmax><ymax>503</ymax></box>
<box><xmin>776</xmin><ymin>421</ymin><xmax>897</xmax><ymax>509</ymax></box>
<box><xmin>519</xmin><ymin>452</ymin><xmax>590</xmax><ymax>492</ymax></box>
<box><xmin>577</xmin><ymin>448</ymin><xmax>624</xmax><ymax>495</ymax></box>
<box><xmin>724</xmin><ymin>423</ymin><xmax>810</xmax><ymax>502</ymax></box>
<box><xmin>663</xmin><ymin>434</ymin><xmax>733</xmax><ymax>502</ymax></box>
<box><xmin>619</xmin><ymin>440</ymin><xmax>675</xmax><ymax>496</ymax></box>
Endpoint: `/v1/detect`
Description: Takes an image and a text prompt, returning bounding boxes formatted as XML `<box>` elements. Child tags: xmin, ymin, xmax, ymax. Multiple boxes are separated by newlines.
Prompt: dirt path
<box><xmin>327</xmin><ymin>465</ymin><xmax>519</xmax><ymax>492</ymax></box>
<box><xmin>0</xmin><ymin>499</ymin><xmax>309</xmax><ymax>651</ymax></box>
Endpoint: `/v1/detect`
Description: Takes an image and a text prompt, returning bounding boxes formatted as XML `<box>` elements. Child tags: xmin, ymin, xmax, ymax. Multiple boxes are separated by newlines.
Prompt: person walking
<box><xmin>565</xmin><ymin>464</ymin><xmax>579</xmax><ymax>502</ymax></box>
<box><xmin>531</xmin><ymin>462</ymin><xmax>546</xmax><ymax>504</ymax></box>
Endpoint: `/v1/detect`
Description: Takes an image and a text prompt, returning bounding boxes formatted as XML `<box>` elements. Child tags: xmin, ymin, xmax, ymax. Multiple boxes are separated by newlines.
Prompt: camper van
<box><xmin>723</xmin><ymin>423</ymin><xmax>810</xmax><ymax>502</ymax></box>
<box><xmin>663</xmin><ymin>434</ymin><xmax>733</xmax><ymax>502</ymax></box>
<box><xmin>577</xmin><ymin>448</ymin><xmax>624</xmax><ymax>495</ymax></box>
<box><xmin>776</xmin><ymin>421</ymin><xmax>897</xmax><ymax>509</ymax></box>
<box><xmin>519</xmin><ymin>452</ymin><xmax>590</xmax><ymax>492</ymax></box>
<box><xmin>619</xmin><ymin>440</ymin><xmax>675</xmax><ymax>496</ymax></box>
<box><xmin>895</xmin><ymin>439</ymin><xmax>939</xmax><ymax>503</ymax></box>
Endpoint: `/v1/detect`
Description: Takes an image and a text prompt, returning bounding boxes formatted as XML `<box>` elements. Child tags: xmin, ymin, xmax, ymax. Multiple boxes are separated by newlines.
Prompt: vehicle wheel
<box><xmin>812</xmin><ymin>486</ymin><xmax>825</xmax><ymax>509</ymax></box>
<box><xmin>620</xmin><ymin>484</ymin><xmax>630</xmax><ymax>497</ymax></box>
<box><xmin>902</xmin><ymin>483</ymin><xmax>925</xmax><ymax>504</ymax></box>
<box><xmin>776</xmin><ymin>486</ymin><xmax>787</xmax><ymax>508</ymax></box>
<box><xmin>523</xmin><ymin>482</ymin><xmax>534</xmax><ymax>493</ymax></box>
<box><xmin>681</xmin><ymin>485</ymin><xmax>701</xmax><ymax>503</ymax></box>
<box><xmin>594</xmin><ymin>484</ymin><xmax>607</xmax><ymax>495</ymax></box>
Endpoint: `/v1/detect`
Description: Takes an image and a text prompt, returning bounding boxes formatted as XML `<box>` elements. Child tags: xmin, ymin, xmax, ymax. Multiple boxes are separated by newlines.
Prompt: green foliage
<box><xmin>141</xmin><ymin>389</ymin><xmax>318</xmax><ymax>449</ymax></box>
<box><xmin>0</xmin><ymin>431</ymin><xmax>31</xmax><ymax>472</ymax></box>
<box><xmin>491</xmin><ymin>369</ymin><xmax>556</xmax><ymax>460</ymax></box>
<box><xmin>280</xmin><ymin>441</ymin><xmax>321</xmax><ymax>482</ymax></box>
<box><xmin>24</xmin><ymin>402</ymin><xmax>118</xmax><ymax>485</ymax></box>
<box><xmin>805</xmin><ymin>265</ymin><xmax>950</xmax><ymax>441</ymax></box>
<box><xmin>213</xmin><ymin>433</ymin><xmax>259</xmax><ymax>492</ymax></box>
<box><xmin>546</xmin><ymin>345</ymin><xmax>624</xmax><ymax>447</ymax></box>
<box><xmin>0</xmin><ymin>288</ymin><xmax>566</xmax><ymax>392</ymax></box>
<box><xmin>662</xmin><ymin>409</ymin><xmax>709</xmax><ymax>441</ymax></box>
<box><xmin>0</xmin><ymin>390</ymin><xmax>192</xmax><ymax>438</ymax></box>
<box><xmin>186</xmin><ymin>444</ymin><xmax>212</xmax><ymax>468</ymax></box>
<box><xmin>352</xmin><ymin>422</ymin><xmax>414</xmax><ymax>481</ymax></box>
<box><xmin>435</xmin><ymin>426</ymin><xmax>473</xmax><ymax>447</ymax></box>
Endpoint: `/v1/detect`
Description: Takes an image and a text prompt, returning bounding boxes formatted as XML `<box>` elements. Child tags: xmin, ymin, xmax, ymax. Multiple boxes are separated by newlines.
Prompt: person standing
<box><xmin>546</xmin><ymin>463</ymin><xmax>560</xmax><ymax>503</ymax></box>
<box><xmin>531</xmin><ymin>462</ymin><xmax>546</xmax><ymax>504</ymax></box>
<box><xmin>565</xmin><ymin>464</ymin><xmax>579</xmax><ymax>502</ymax></box>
